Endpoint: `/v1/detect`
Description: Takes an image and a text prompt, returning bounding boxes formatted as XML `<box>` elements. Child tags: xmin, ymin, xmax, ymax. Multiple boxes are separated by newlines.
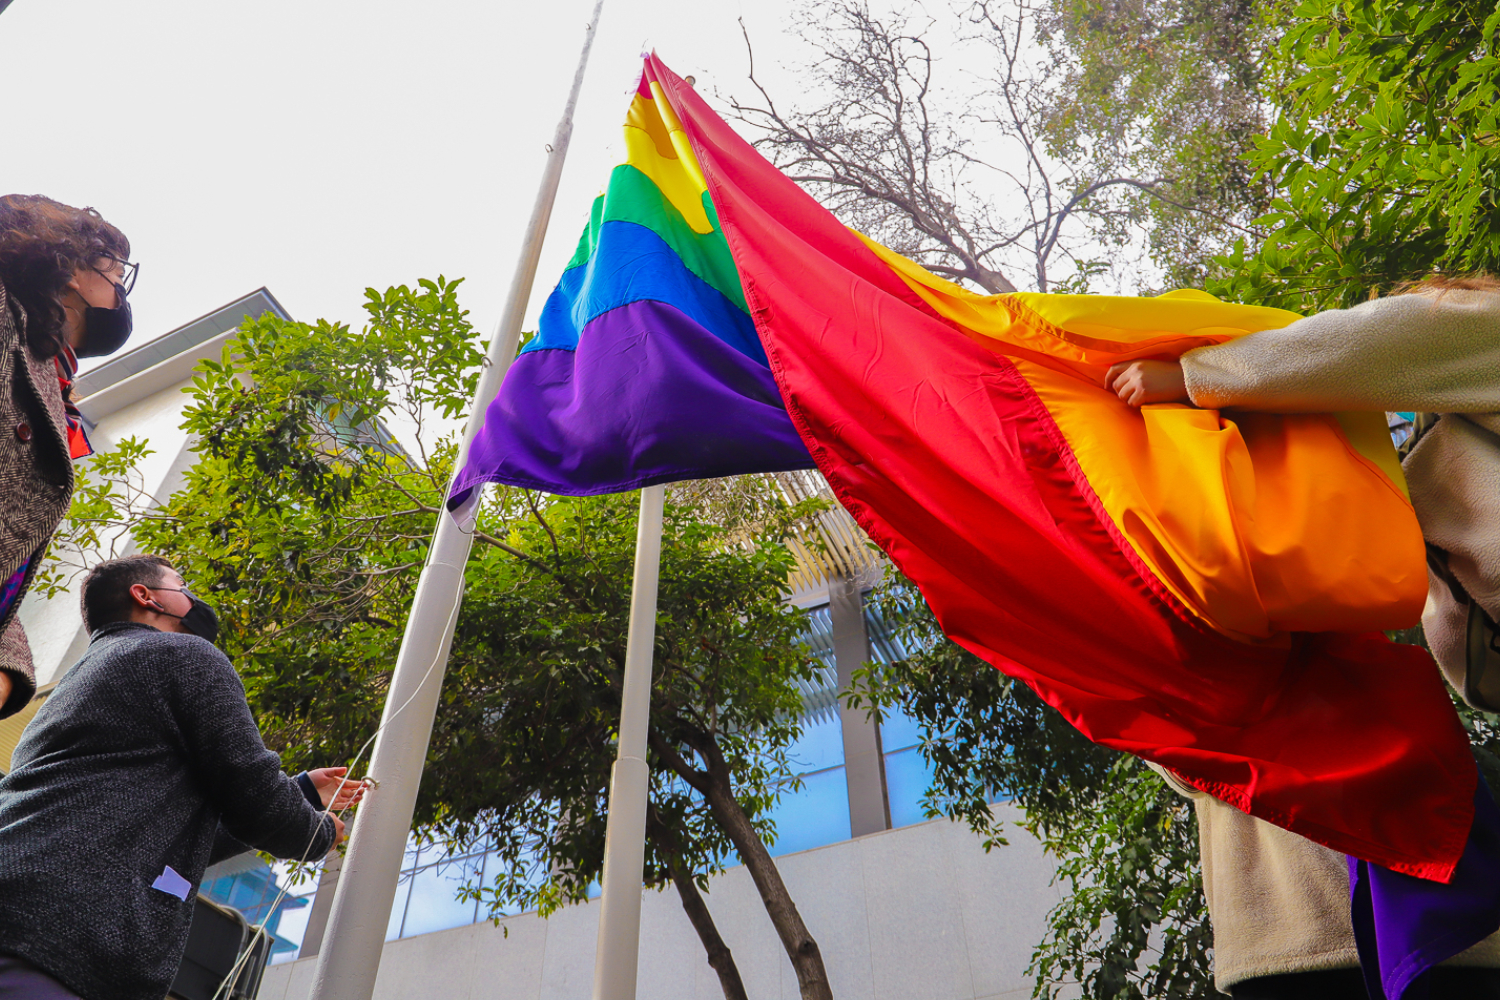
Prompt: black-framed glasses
<box><xmin>147</xmin><ymin>584</ymin><xmax>194</xmax><ymax>600</ymax></box>
<box><xmin>93</xmin><ymin>252</ymin><xmax>139</xmax><ymax>295</ymax></box>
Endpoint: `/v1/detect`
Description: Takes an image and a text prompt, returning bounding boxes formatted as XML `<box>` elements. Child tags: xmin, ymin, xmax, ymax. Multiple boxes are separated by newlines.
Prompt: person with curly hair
<box><xmin>0</xmin><ymin>194</ymin><xmax>136</xmax><ymax>720</ymax></box>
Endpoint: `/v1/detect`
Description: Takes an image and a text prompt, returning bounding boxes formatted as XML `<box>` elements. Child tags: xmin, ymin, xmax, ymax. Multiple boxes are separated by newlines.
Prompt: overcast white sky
<box><xmin>0</xmin><ymin>0</ymin><xmax>806</xmax><ymax>362</ymax></box>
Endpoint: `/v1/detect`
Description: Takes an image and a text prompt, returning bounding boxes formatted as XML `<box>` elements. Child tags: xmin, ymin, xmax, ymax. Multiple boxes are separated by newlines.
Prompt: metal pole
<box><xmin>591</xmin><ymin>484</ymin><xmax>665</xmax><ymax>1000</ymax></box>
<box><xmin>307</xmin><ymin>3</ymin><xmax>605</xmax><ymax>997</ymax></box>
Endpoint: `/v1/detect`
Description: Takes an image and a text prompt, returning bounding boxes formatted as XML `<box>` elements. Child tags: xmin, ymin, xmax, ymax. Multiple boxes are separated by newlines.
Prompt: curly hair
<box><xmin>0</xmin><ymin>194</ymin><xmax>130</xmax><ymax>360</ymax></box>
<box><xmin>1393</xmin><ymin>273</ymin><xmax>1500</xmax><ymax>297</ymax></box>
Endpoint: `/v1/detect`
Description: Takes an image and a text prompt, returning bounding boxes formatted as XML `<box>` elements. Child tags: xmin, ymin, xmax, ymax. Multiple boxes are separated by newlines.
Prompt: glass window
<box><xmin>401</xmin><ymin>854</ymin><xmax>483</xmax><ymax>938</ymax></box>
<box><xmin>786</xmin><ymin>710</ymin><xmax>844</xmax><ymax>773</ymax></box>
<box><xmin>204</xmin><ymin>859</ymin><xmax>318</xmax><ymax>965</ymax></box>
<box><xmin>883</xmin><ymin>746</ymin><xmax>937</xmax><ymax>829</ymax></box>
<box><xmin>878</xmin><ymin>702</ymin><xmax>923</xmax><ymax>754</ymax></box>
<box><xmin>764</xmin><ymin>766</ymin><xmax>851</xmax><ymax>855</ymax></box>
<box><xmin>385</xmin><ymin>876</ymin><xmax>413</xmax><ymax>942</ymax></box>
<box><xmin>271</xmin><ymin>895</ymin><xmax>314</xmax><ymax>961</ymax></box>
<box><xmin>862</xmin><ymin>598</ymin><xmax>909</xmax><ymax>666</ymax></box>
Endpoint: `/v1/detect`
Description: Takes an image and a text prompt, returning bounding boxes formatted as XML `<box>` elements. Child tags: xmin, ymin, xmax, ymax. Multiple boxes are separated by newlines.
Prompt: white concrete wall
<box><xmin>18</xmin><ymin>375</ymin><xmax>199</xmax><ymax>687</ymax></box>
<box><xmin>262</xmin><ymin>810</ymin><xmax>1066</xmax><ymax>1000</ymax></box>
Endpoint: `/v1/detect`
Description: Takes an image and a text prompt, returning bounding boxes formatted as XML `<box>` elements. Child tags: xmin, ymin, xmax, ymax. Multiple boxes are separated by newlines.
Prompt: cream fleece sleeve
<box><xmin>1179</xmin><ymin>291</ymin><xmax>1500</xmax><ymax>413</ymax></box>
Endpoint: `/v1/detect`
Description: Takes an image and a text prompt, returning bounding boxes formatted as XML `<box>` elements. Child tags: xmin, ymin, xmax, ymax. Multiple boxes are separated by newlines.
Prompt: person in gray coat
<box><xmin>0</xmin><ymin>554</ymin><xmax>367</xmax><ymax>1000</ymax></box>
<box><xmin>0</xmin><ymin>194</ymin><xmax>137</xmax><ymax>718</ymax></box>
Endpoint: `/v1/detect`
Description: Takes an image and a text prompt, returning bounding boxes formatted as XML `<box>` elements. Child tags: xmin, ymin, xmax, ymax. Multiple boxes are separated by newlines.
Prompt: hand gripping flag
<box><xmin>453</xmin><ymin>57</ymin><xmax>1485</xmax><ymax>904</ymax></box>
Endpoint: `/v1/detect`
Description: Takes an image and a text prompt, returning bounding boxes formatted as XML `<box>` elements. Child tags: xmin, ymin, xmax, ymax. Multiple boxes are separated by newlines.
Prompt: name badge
<box><xmin>151</xmin><ymin>865</ymin><xmax>192</xmax><ymax>901</ymax></box>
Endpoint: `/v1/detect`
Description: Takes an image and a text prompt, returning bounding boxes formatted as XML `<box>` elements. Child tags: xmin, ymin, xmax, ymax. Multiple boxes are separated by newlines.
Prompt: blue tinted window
<box><xmin>385</xmin><ymin>876</ymin><xmax>412</xmax><ymax>942</ymax></box>
<box><xmin>271</xmin><ymin>895</ymin><xmax>313</xmax><ymax>958</ymax></box>
<box><xmin>786</xmin><ymin>711</ymin><xmax>844</xmax><ymax>773</ymax></box>
<box><xmin>879</xmin><ymin>702</ymin><xmax>923</xmax><ymax>753</ymax></box>
<box><xmin>884</xmin><ymin>746</ymin><xmax>936</xmax><ymax>829</ymax></box>
<box><xmin>863</xmin><ymin>598</ymin><xmax>909</xmax><ymax>665</ymax></box>
<box><xmin>401</xmin><ymin>855</ymin><xmax>483</xmax><ymax>938</ymax></box>
<box><xmin>203</xmin><ymin>859</ymin><xmax>315</xmax><ymax>963</ymax></box>
<box><xmin>764</xmin><ymin>767</ymin><xmax>851</xmax><ymax>855</ymax></box>
<box><xmin>800</xmin><ymin>604</ymin><xmax>838</xmax><ymax>672</ymax></box>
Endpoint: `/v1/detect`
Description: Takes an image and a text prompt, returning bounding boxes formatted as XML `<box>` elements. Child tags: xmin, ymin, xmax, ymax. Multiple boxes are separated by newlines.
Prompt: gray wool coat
<box><xmin>0</xmin><ymin>279</ymin><xmax>75</xmax><ymax>718</ymax></box>
<box><xmin>0</xmin><ymin>622</ymin><xmax>337</xmax><ymax>1000</ymax></box>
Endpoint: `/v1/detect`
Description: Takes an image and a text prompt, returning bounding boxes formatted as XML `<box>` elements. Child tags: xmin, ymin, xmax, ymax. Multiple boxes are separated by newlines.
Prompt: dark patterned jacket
<box><xmin>0</xmin><ymin>622</ymin><xmax>337</xmax><ymax>1000</ymax></box>
<box><xmin>0</xmin><ymin>279</ymin><xmax>74</xmax><ymax>718</ymax></box>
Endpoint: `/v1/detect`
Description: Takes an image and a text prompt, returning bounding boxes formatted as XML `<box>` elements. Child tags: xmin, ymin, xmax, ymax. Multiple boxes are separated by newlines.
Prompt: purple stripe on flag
<box><xmin>1350</xmin><ymin>776</ymin><xmax>1500</xmax><ymax>1000</ymax></box>
<box><xmin>450</xmin><ymin>299</ymin><xmax>814</xmax><ymax>503</ymax></box>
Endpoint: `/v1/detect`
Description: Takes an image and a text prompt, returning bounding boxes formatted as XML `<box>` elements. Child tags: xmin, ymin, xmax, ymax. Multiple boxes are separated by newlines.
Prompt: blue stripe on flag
<box><xmin>527</xmin><ymin>221</ymin><xmax>764</xmax><ymax>364</ymax></box>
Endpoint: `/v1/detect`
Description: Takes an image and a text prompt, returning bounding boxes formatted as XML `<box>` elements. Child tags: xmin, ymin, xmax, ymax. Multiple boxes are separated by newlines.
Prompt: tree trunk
<box><xmin>647</xmin><ymin>812</ymin><xmax>750</xmax><ymax>1000</ymax></box>
<box><xmin>701</xmin><ymin>758</ymin><xmax>834</xmax><ymax>1000</ymax></box>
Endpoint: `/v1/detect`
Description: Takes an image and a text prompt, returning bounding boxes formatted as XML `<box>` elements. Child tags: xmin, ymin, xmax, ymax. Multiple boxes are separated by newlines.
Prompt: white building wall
<box><xmin>263</xmin><ymin>810</ymin><xmax>1069</xmax><ymax>1000</ymax></box>
<box><xmin>17</xmin><ymin>373</ymin><xmax>202</xmax><ymax>687</ymax></box>
<box><xmin>15</xmin><ymin>288</ymin><xmax>273</xmax><ymax>690</ymax></box>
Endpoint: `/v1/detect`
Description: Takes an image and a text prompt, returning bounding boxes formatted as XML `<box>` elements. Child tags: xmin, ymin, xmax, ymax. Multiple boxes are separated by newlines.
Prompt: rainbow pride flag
<box><xmin>448</xmin><ymin>77</ymin><xmax>814</xmax><ymax>501</ymax></box>
<box><xmin>453</xmin><ymin>55</ymin><xmax>1481</xmax><ymax>899</ymax></box>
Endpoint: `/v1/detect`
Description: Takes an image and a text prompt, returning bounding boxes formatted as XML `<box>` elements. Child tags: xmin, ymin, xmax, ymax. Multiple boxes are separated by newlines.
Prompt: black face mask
<box><xmin>151</xmin><ymin>587</ymin><xmax>221</xmax><ymax>645</ymax></box>
<box><xmin>75</xmin><ymin>282</ymin><xmax>133</xmax><ymax>358</ymax></box>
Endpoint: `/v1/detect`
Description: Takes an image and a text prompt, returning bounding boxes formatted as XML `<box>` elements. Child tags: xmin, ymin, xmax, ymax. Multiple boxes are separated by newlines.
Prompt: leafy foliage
<box><xmin>1034</xmin><ymin>0</ymin><xmax>1280</xmax><ymax>289</ymax></box>
<box><xmin>35</xmin><ymin>435</ymin><xmax>160</xmax><ymax>598</ymax></box>
<box><xmin>45</xmin><ymin>278</ymin><xmax>837</xmax><ymax>998</ymax></box>
<box><xmin>422</xmin><ymin>490</ymin><xmax>817</xmax><ymax>917</ymax></box>
<box><xmin>1028</xmin><ymin>758</ymin><xmax>1210</xmax><ymax>1000</ymax></box>
<box><xmin>1213</xmin><ymin>0</ymin><xmax>1500</xmax><ymax>310</ymax></box>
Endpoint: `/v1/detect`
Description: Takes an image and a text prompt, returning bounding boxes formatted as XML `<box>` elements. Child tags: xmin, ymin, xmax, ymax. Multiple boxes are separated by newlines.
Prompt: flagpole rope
<box><xmin>209</xmin><ymin>579</ymin><xmax>463</xmax><ymax>1000</ymax></box>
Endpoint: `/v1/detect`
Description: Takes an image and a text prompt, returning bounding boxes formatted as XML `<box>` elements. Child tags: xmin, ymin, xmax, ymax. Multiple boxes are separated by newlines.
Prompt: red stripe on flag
<box><xmin>647</xmin><ymin>53</ymin><xmax>1476</xmax><ymax>880</ymax></box>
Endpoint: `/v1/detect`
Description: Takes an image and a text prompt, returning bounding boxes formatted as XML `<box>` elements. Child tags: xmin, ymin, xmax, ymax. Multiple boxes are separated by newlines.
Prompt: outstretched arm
<box><xmin>1109</xmin><ymin>291</ymin><xmax>1500</xmax><ymax>413</ymax></box>
<box><xmin>1177</xmin><ymin>292</ymin><xmax>1500</xmax><ymax>413</ymax></box>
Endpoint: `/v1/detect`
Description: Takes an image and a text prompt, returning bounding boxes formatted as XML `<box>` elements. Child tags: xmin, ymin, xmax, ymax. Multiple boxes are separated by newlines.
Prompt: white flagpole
<box><xmin>307</xmin><ymin>3</ymin><xmax>605</xmax><ymax>997</ymax></box>
<box><xmin>592</xmin><ymin>484</ymin><xmax>665</xmax><ymax>1000</ymax></box>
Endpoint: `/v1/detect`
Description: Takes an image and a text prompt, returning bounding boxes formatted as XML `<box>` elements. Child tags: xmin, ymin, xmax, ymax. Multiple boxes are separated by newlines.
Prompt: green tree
<box><xmin>47</xmin><ymin>279</ymin><xmax>842</xmax><ymax>1000</ymax></box>
<box><xmin>1033</xmin><ymin>0</ymin><xmax>1280</xmax><ymax>289</ymax></box>
<box><xmin>1213</xmin><ymin>0</ymin><xmax>1500</xmax><ymax>310</ymax></box>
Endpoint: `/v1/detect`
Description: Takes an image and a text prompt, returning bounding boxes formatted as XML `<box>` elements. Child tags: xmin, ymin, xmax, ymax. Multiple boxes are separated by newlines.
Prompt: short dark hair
<box><xmin>80</xmin><ymin>555</ymin><xmax>176</xmax><ymax>633</ymax></box>
<box><xmin>0</xmin><ymin>194</ymin><xmax>131</xmax><ymax>360</ymax></box>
